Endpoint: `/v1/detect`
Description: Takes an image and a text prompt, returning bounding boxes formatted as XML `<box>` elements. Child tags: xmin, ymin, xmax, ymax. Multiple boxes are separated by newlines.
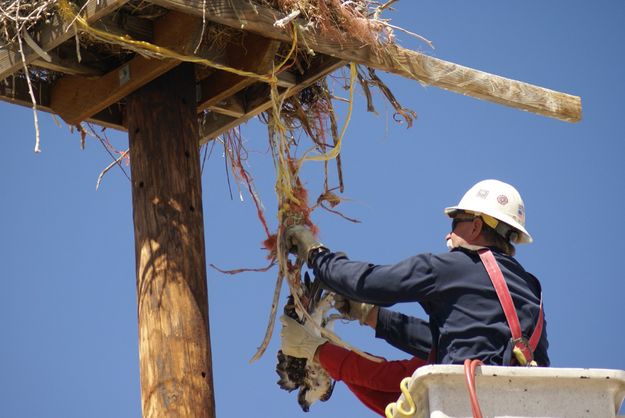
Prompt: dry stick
<box><xmin>200</xmin><ymin>136</ymin><xmax>217</xmax><ymax>174</ymax></box>
<box><xmin>380</xmin><ymin>21</ymin><xmax>434</xmax><ymax>49</ymax></box>
<box><xmin>249</xmin><ymin>270</ymin><xmax>284</xmax><ymax>363</ymax></box>
<box><xmin>274</xmin><ymin>9</ymin><xmax>301</xmax><ymax>28</ymax></box>
<box><xmin>65</xmin><ymin>0</ymin><xmax>90</xmax><ymax>30</ymax></box>
<box><xmin>249</xmin><ymin>215</ymin><xmax>292</xmax><ymax>363</ymax></box>
<box><xmin>14</xmin><ymin>1</ymin><xmax>41</xmax><ymax>153</ymax></box>
<box><xmin>193</xmin><ymin>0</ymin><xmax>206</xmax><ymax>53</ymax></box>
<box><xmin>222</xmin><ymin>138</ymin><xmax>234</xmax><ymax>200</ymax></box>
<box><xmin>21</xmin><ymin>29</ymin><xmax>51</xmax><ymax>62</ymax></box>
<box><xmin>325</xmin><ymin>86</ymin><xmax>345</xmax><ymax>192</ymax></box>
<box><xmin>374</xmin><ymin>0</ymin><xmax>399</xmax><ymax>18</ymax></box>
<box><xmin>320</xmin><ymin>201</ymin><xmax>361</xmax><ymax>223</ymax></box>
<box><xmin>356</xmin><ymin>67</ymin><xmax>377</xmax><ymax>113</ymax></box>
<box><xmin>74</xmin><ymin>26</ymin><xmax>82</xmax><ymax>62</ymax></box>
<box><xmin>209</xmin><ymin>261</ymin><xmax>275</xmax><ymax>275</ymax></box>
<box><xmin>96</xmin><ymin>149</ymin><xmax>129</xmax><ymax>190</ymax></box>
<box><xmin>88</xmin><ymin>124</ymin><xmax>131</xmax><ymax>184</ymax></box>
<box><xmin>367</xmin><ymin>67</ymin><xmax>416</xmax><ymax>127</ymax></box>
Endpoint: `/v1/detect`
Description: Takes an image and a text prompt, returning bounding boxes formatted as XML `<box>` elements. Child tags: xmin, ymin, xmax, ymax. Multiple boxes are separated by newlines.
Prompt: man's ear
<box><xmin>470</xmin><ymin>217</ymin><xmax>483</xmax><ymax>240</ymax></box>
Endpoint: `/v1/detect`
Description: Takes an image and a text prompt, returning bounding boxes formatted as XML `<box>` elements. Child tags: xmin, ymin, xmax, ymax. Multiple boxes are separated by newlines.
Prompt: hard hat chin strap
<box><xmin>495</xmin><ymin>222</ymin><xmax>518</xmax><ymax>243</ymax></box>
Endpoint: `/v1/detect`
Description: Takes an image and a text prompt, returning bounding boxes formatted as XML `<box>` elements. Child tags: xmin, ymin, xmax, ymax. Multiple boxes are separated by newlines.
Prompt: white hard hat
<box><xmin>444</xmin><ymin>179</ymin><xmax>532</xmax><ymax>244</ymax></box>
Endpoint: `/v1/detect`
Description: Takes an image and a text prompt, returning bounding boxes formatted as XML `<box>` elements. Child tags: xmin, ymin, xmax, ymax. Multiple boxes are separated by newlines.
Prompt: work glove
<box><xmin>285</xmin><ymin>225</ymin><xmax>326</xmax><ymax>265</ymax></box>
<box><xmin>279</xmin><ymin>315</ymin><xmax>327</xmax><ymax>361</ymax></box>
<box><xmin>334</xmin><ymin>294</ymin><xmax>376</xmax><ymax>326</ymax></box>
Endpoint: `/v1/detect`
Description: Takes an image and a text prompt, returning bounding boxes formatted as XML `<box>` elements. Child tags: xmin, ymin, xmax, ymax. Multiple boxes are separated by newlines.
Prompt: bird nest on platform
<box><xmin>1</xmin><ymin>0</ymin><xmax>421</xmax><ymax>410</ymax></box>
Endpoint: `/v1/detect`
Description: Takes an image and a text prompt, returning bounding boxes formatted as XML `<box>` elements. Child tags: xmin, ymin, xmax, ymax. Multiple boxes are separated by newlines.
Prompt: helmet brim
<box><xmin>444</xmin><ymin>205</ymin><xmax>533</xmax><ymax>244</ymax></box>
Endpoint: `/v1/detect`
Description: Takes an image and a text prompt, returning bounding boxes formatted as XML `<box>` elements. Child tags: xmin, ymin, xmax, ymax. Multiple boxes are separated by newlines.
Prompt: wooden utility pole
<box><xmin>127</xmin><ymin>63</ymin><xmax>215</xmax><ymax>418</ymax></box>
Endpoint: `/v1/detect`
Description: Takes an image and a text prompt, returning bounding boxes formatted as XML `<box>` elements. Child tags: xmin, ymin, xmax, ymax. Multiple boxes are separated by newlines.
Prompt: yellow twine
<box><xmin>299</xmin><ymin>62</ymin><xmax>357</xmax><ymax>165</ymax></box>
<box><xmin>56</xmin><ymin>0</ymin><xmax>297</xmax><ymax>85</ymax></box>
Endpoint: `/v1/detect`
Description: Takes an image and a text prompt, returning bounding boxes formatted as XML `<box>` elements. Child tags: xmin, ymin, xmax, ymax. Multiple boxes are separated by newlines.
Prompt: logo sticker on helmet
<box><xmin>497</xmin><ymin>195</ymin><xmax>509</xmax><ymax>205</ymax></box>
<box><xmin>477</xmin><ymin>189</ymin><xmax>489</xmax><ymax>199</ymax></box>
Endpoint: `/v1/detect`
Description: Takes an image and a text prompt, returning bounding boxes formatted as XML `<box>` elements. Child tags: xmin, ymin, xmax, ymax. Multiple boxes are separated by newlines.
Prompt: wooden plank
<box><xmin>51</xmin><ymin>56</ymin><xmax>177</xmax><ymax>125</ymax></box>
<box><xmin>148</xmin><ymin>0</ymin><xmax>581</xmax><ymax>122</ymax></box>
<box><xmin>127</xmin><ymin>63</ymin><xmax>215</xmax><ymax>418</ymax></box>
<box><xmin>50</xmin><ymin>11</ymin><xmax>201</xmax><ymax>125</ymax></box>
<box><xmin>207</xmin><ymin>96</ymin><xmax>245</xmax><ymax>118</ymax></box>
<box><xmin>200</xmin><ymin>56</ymin><xmax>345</xmax><ymax>142</ymax></box>
<box><xmin>197</xmin><ymin>32</ymin><xmax>279</xmax><ymax>112</ymax></box>
<box><xmin>0</xmin><ymin>0</ymin><xmax>129</xmax><ymax>81</ymax></box>
<box><xmin>0</xmin><ymin>75</ymin><xmax>125</xmax><ymax>129</ymax></box>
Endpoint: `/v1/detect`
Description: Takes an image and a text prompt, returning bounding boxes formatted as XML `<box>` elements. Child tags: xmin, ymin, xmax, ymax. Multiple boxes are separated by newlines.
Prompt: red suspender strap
<box><xmin>478</xmin><ymin>249</ymin><xmax>543</xmax><ymax>364</ymax></box>
<box><xmin>528</xmin><ymin>296</ymin><xmax>544</xmax><ymax>352</ymax></box>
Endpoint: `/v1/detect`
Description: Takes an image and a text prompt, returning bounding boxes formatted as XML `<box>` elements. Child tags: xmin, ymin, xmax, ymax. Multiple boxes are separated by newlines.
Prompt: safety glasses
<box><xmin>451</xmin><ymin>217</ymin><xmax>474</xmax><ymax>231</ymax></box>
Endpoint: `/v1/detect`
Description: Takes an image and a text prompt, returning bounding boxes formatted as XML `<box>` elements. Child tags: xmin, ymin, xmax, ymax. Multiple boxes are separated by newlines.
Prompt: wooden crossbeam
<box><xmin>200</xmin><ymin>56</ymin><xmax>345</xmax><ymax>142</ymax></box>
<box><xmin>0</xmin><ymin>75</ymin><xmax>126</xmax><ymax>129</ymax></box>
<box><xmin>0</xmin><ymin>0</ymin><xmax>129</xmax><ymax>82</ymax></box>
<box><xmin>147</xmin><ymin>0</ymin><xmax>581</xmax><ymax>122</ymax></box>
<box><xmin>207</xmin><ymin>96</ymin><xmax>245</xmax><ymax>118</ymax></box>
<box><xmin>49</xmin><ymin>11</ymin><xmax>199</xmax><ymax>125</ymax></box>
<box><xmin>197</xmin><ymin>33</ymin><xmax>280</xmax><ymax>112</ymax></box>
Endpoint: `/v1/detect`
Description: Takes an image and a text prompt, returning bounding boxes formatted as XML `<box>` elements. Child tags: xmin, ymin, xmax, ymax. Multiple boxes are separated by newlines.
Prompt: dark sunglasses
<box><xmin>451</xmin><ymin>217</ymin><xmax>475</xmax><ymax>231</ymax></box>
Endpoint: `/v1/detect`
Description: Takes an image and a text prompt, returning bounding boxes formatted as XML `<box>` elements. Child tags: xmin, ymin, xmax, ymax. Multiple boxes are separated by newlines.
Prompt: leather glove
<box><xmin>279</xmin><ymin>315</ymin><xmax>327</xmax><ymax>361</ymax></box>
<box><xmin>334</xmin><ymin>294</ymin><xmax>376</xmax><ymax>326</ymax></box>
<box><xmin>285</xmin><ymin>225</ymin><xmax>326</xmax><ymax>265</ymax></box>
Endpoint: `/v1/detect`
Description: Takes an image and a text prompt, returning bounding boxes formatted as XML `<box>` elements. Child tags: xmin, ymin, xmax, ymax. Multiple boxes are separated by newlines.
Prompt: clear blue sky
<box><xmin>2</xmin><ymin>1</ymin><xmax>624</xmax><ymax>417</ymax></box>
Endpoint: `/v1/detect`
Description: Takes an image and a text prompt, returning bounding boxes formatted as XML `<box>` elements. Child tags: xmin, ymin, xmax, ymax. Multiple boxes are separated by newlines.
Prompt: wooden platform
<box><xmin>0</xmin><ymin>0</ymin><xmax>582</xmax><ymax>144</ymax></box>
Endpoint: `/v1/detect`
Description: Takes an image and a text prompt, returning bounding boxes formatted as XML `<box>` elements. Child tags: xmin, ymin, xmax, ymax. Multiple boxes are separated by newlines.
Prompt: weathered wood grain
<box><xmin>148</xmin><ymin>0</ymin><xmax>581</xmax><ymax>122</ymax></box>
<box><xmin>128</xmin><ymin>63</ymin><xmax>215</xmax><ymax>418</ymax></box>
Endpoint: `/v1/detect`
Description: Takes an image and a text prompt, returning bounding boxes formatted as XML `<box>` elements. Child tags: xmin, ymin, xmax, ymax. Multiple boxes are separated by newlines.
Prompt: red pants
<box><xmin>318</xmin><ymin>343</ymin><xmax>427</xmax><ymax>416</ymax></box>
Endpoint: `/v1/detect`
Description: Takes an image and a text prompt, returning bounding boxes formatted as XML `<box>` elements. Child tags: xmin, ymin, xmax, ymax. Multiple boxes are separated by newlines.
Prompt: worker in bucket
<box><xmin>283</xmin><ymin>179</ymin><xmax>549</xmax><ymax>367</ymax></box>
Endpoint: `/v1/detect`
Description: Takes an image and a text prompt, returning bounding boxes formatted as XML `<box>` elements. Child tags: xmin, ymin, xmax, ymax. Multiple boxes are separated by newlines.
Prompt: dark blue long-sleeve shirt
<box><xmin>375</xmin><ymin>308</ymin><xmax>432</xmax><ymax>360</ymax></box>
<box><xmin>311</xmin><ymin>247</ymin><xmax>549</xmax><ymax>366</ymax></box>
